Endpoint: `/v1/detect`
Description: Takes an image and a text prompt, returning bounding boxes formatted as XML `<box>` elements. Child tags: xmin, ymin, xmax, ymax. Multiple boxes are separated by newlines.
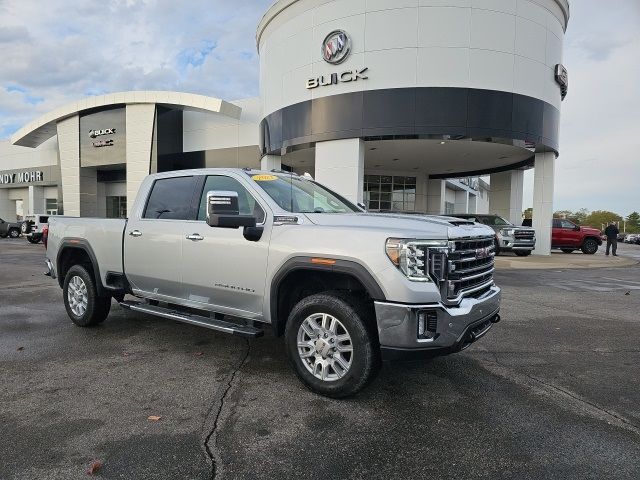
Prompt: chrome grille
<box><xmin>514</xmin><ymin>230</ymin><xmax>535</xmax><ymax>239</ymax></box>
<box><xmin>445</xmin><ymin>236</ymin><xmax>495</xmax><ymax>302</ymax></box>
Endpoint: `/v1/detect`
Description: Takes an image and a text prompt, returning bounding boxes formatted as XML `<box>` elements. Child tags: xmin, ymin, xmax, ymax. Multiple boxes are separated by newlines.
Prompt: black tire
<box><xmin>63</xmin><ymin>265</ymin><xmax>111</xmax><ymax>327</ymax></box>
<box><xmin>493</xmin><ymin>238</ymin><xmax>501</xmax><ymax>256</ymax></box>
<box><xmin>581</xmin><ymin>238</ymin><xmax>599</xmax><ymax>255</ymax></box>
<box><xmin>27</xmin><ymin>236</ymin><xmax>41</xmax><ymax>244</ymax></box>
<box><xmin>561</xmin><ymin>248</ymin><xmax>575</xmax><ymax>254</ymax></box>
<box><xmin>285</xmin><ymin>292</ymin><xmax>380</xmax><ymax>398</ymax></box>
<box><xmin>514</xmin><ymin>250</ymin><xmax>531</xmax><ymax>257</ymax></box>
<box><xmin>8</xmin><ymin>228</ymin><xmax>19</xmax><ymax>238</ymax></box>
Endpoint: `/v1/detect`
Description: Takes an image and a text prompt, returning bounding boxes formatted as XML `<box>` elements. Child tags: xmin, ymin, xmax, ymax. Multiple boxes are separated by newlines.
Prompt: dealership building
<box><xmin>0</xmin><ymin>0</ymin><xmax>569</xmax><ymax>254</ymax></box>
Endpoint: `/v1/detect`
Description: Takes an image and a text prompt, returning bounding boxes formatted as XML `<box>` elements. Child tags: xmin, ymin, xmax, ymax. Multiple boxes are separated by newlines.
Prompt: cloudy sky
<box><xmin>0</xmin><ymin>0</ymin><xmax>639</xmax><ymax>216</ymax></box>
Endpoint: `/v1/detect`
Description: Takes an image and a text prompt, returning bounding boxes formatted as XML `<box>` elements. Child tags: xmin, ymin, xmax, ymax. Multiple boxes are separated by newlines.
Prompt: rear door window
<box><xmin>144</xmin><ymin>176</ymin><xmax>199</xmax><ymax>220</ymax></box>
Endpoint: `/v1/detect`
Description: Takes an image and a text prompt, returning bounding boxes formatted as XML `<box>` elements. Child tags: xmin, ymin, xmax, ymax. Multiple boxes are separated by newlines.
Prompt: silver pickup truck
<box><xmin>45</xmin><ymin>168</ymin><xmax>501</xmax><ymax>397</ymax></box>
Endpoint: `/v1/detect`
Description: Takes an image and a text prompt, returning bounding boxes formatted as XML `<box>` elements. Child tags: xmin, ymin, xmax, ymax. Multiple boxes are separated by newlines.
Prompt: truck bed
<box><xmin>47</xmin><ymin>217</ymin><xmax>127</xmax><ymax>286</ymax></box>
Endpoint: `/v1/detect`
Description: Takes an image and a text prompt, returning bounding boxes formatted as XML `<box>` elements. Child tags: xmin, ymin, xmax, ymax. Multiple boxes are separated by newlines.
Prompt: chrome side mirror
<box><xmin>206</xmin><ymin>191</ymin><xmax>256</xmax><ymax>229</ymax></box>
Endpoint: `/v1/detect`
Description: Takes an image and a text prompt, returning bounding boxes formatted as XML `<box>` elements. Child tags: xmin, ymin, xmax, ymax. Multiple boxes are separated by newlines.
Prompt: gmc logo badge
<box><xmin>475</xmin><ymin>247</ymin><xmax>491</xmax><ymax>259</ymax></box>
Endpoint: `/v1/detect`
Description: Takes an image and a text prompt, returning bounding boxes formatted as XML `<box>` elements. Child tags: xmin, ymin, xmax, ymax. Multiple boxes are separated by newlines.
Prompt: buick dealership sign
<box><xmin>555</xmin><ymin>64</ymin><xmax>568</xmax><ymax>100</ymax></box>
<box><xmin>89</xmin><ymin>128</ymin><xmax>116</xmax><ymax>138</ymax></box>
<box><xmin>322</xmin><ymin>30</ymin><xmax>351</xmax><ymax>65</ymax></box>
<box><xmin>308</xmin><ymin>30</ymin><xmax>368</xmax><ymax>89</ymax></box>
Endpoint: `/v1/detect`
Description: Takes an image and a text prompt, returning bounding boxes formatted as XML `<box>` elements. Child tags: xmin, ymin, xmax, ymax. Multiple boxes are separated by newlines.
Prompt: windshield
<box><xmin>476</xmin><ymin>216</ymin><xmax>511</xmax><ymax>226</ymax></box>
<box><xmin>250</xmin><ymin>174</ymin><xmax>359</xmax><ymax>213</ymax></box>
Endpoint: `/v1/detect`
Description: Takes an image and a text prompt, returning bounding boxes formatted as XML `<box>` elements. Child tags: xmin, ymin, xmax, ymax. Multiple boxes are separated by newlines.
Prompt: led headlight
<box><xmin>500</xmin><ymin>228</ymin><xmax>515</xmax><ymax>236</ymax></box>
<box><xmin>385</xmin><ymin>238</ymin><xmax>448</xmax><ymax>282</ymax></box>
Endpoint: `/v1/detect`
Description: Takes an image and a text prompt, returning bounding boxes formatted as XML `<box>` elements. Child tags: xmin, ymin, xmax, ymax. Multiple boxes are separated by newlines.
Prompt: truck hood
<box><xmin>303</xmin><ymin>212</ymin><xmax>494</xmax><ymax>238</ymax></box>
<box><xmin>581</xmin><ymin>226</ymin><xmax>602</xmax><ymax>235</ymax></box>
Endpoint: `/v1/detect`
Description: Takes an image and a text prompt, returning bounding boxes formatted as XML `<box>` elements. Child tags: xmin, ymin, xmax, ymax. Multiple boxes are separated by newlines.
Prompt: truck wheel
<box><xmin>285</xmin><ymin>292</ymin><xmax>380</xmax><ymax>398</ymax></box>
<box><xmin>581</xmin><ymin>238</ymin><xmax>599</xmax><ymax>255</ymax></box>
<box><xmin>63</xmin><ymin>265</ymin><xmax>111</xmax><ymax>327</ymax></box>
<box><xmin>9</xmin><ymin>228</ymin><xmax>19</xmax><ymax>238</ymax></box>
<box><xmin>514</xmin><ymin>251</ymin><xmax>531</xmax><ymax>257</ymax></box>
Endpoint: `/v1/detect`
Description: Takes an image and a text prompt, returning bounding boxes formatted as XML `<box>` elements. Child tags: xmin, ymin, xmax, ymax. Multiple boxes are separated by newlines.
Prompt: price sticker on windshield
<box><xmin>252</xmin><ymin>174</ymin><xmax>278</xmax><ymax>181</ymax></box>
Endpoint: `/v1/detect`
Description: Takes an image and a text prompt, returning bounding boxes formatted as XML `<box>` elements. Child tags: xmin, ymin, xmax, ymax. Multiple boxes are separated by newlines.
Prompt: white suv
<box><xmin>22</xmin><ymin>214</ymin><xmax>51</xmax><ymax>244</ymax></box>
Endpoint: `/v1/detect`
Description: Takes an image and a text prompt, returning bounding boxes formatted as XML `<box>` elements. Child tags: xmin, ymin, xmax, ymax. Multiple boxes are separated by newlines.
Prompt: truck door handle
<box><xmin>129</xmin><ymin>230</ymin><xmax>142</xmax><ymax>237</ymax></box>
<box><xmin>186</xmin><ymin>234</ymin><xmax>204</xmax><ymax>241</ymax></box>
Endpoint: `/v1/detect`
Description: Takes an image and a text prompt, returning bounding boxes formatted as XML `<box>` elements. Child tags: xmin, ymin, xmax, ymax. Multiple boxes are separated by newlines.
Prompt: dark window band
<box><xmin>259</xmin><ymin>87</ymin><xmax>560</xmax><ymax>170</ymax></box>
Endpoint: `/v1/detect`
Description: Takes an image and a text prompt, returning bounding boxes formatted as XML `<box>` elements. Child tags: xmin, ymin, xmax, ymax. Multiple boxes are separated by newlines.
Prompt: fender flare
<box><xmin>56</xmin><ymin>239</ymin><xmax>107</xmax><ymax>296</ymax></box>
<box><xmin>269</xmin><ymin>256</ymin><xmax>386</xmax><ymax>336</ymax></box>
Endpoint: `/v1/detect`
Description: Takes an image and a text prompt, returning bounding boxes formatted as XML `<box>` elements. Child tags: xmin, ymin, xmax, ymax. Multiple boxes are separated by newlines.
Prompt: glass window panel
<box><xmin>380</xmin><ymin>176</ymin><xmax>392</xmax><ymax>184</ymax></box>
<box><xmin>143</xmin><ymin>176</ymin><xmax>198</xmax><ymax>220</ymax></box>
<box><xmin>380</xmin><ymin>201</ymin><xmax>391</xmax><ymax>211</ymax></box>
<box><xmin>392</xmin><ymin>201</ymin><xmax>404</xmax><ymax>210</ymax></box>
<box><xmin>380</xmin><ymin>193</ymin><xmax>392</xmax><ymax>202</ymax></box>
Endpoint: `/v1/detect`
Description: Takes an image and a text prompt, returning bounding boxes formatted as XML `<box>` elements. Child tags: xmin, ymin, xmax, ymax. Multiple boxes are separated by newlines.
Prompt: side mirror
<box><xmin>206</xmin><ymin>191</ymin><xmax>256</xmax><ymax>229</ymax></box>
<box><xmin>357</xmin><ymin>202</ymin><xmax>367</xmax><ymax>212</ymax></box>
<box><xmin>574</xmin><ymin>226</ymin><xmax>581</xmax><ymax>231</ymax></box>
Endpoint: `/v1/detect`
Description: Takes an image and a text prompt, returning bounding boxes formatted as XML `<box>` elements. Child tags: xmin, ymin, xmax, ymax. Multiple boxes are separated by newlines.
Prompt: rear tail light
<box><xmin>42</xmin><ymin>225</ymin><xmax>49</xmax><ymax>249</ymax></box>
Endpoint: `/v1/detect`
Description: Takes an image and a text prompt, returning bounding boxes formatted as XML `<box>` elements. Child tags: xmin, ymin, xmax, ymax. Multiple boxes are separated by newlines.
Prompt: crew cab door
<box><xmin>180</xmin><ymin>174</ymin><xmax>271</xmax><ymax>317</ymax></box>
<box><xmin>555</xmin><ymin>219</ymin><xmax>580</xmax><ymax>246</ymax></box>
<box><xmin>124</xmin><ymin>175</ymin><xmax>201</xmax><ymax>300</ymax></box>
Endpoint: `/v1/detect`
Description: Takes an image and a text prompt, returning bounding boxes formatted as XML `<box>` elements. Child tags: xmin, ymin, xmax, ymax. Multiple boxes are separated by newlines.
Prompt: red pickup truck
<box><xmin>523</xmin><ymin>218</ymin><xmax>602</xmax><ymax>254</ymax></box>
<box><xmin>552</xmin><ymin>219</ymin><xmax>602</xmax><ymax>254</ymax></box>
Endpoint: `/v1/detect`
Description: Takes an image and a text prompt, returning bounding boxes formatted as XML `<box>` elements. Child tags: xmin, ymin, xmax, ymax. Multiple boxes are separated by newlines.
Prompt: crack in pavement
<box><xmin>203</xmin><ymin>339</ymin><xmax>251</xmax><ymax>480</ymax></box>
<box><xmin>482</xmin><ymin>349</ymin><xmax>640</xmax><ymax>436</ymax></box>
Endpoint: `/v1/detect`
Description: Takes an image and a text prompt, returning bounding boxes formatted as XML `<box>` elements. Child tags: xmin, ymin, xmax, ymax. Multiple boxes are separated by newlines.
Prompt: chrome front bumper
<box><xmin>374</xmin><ymin>285</ymin><xmax>501</xmax><ymax>354</ymax></box>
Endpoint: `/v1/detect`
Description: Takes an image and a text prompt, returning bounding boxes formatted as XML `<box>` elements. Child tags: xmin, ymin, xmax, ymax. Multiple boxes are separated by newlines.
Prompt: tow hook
<box><xmin>491</xmin><ymin>314</ymin><xmax>501</xmax><ymax>324</ymax></box>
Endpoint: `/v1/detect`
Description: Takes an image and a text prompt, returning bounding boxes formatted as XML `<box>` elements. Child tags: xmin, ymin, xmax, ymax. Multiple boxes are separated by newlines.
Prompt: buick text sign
<box><xmin>0</xmin><ymin>170</ymin><xmax>44</xmax><ymax>185</ymax></box>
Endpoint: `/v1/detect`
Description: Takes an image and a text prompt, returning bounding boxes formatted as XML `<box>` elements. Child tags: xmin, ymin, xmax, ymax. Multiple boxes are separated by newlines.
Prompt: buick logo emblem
<box><xmin>322</xmin><ymin>30</ymin><xmax>351</xmax><ymax>65</ymax></box>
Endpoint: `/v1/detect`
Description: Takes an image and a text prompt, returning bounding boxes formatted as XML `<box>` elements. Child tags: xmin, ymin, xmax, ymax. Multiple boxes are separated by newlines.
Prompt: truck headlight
<box><xmin>385</xmin><ymin>238</ymin><xmax>448</xmax><ymax>282</ymax></box>
<box><xmin>500</xmin><ymin>228</ymin><xmax>515</xmax><ymax>236</ymax></box>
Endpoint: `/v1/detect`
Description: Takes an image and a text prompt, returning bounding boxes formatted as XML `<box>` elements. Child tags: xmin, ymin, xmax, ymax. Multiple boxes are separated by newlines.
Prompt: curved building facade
<box><xmin>0</xmin><ymin>0</ymin><xmax>569</xmax><ymax>254</ymax></box>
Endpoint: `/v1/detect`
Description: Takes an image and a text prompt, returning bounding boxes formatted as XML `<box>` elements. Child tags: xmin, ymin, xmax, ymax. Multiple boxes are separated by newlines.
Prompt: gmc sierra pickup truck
<box><xmin>45</xmin><ymin>168</ymin><xmax>501</xmax><ymax>397</ymax></box>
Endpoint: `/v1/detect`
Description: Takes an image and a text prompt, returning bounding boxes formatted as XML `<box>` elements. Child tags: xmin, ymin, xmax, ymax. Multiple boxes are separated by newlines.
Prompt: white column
<box><xmin>468</xmin><ymin>193</ymin><xmax>478</xmax><ymax>214</ymax></box>
<box><xmin>426</xmin><ymin>179</ymin><xmax>445</xmax><ymax>214</ymax></box>
<box><xmin>126</xmin><ymin>104</ymin><xmax>156</xmax><ymax>216</ymax></box>
<box><xmin>27</xmin><ymin>186</ymin><xmax>45</xmax><ymax>215</ymax></box>
<box><xmin>454</xmin><ymin>189</ymin><xmax>469</xmax><ymax>214</ymax></box>
<box><xmin>0</xmin><ymin>189</ymin><xmax>14</xmax><ymax>220</ymax></box>
<box><xmin>315</xmin><ymin>138</ymin><xmax>364</xmax><ymax>204</ymax></box>
<box><xmin>532</xmin><ymin>152</ymin><xmax>555</xmax><ymax>256</ymax></box>
<box><xmin>260</xmin><ymin>155</ymin><xmax>281</xmax><ymax>171</ymax></box>
<box><xmin>489</xmin><ymin>170</ymin><xmax>524</xmax><ymax>224</ymax></box>
<box><xmin>57</xmin><ymin>115</ymin><xmax>81</xmax><ymax>217</ymax></box>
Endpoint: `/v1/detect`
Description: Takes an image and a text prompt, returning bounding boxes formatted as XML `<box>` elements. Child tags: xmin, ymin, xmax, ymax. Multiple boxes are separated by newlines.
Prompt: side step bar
<box><xmin>119</xmin><ymin>300</ymin><xmax>264</xmax><ymax>338</ymax></box>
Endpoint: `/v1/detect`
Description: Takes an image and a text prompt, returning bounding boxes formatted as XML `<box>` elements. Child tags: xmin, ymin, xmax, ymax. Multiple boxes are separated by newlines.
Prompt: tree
<box><xmin>583</xmin><ymin>210</ymin><xmax>623</xmax><ymax>229</ymax></box>
<box><xmin>627</xmin><ymin>212</ymin><xmax>640</xmax><ymax>233</ymax></box>
<box><xmin>574</xmin><ymin>208</ymin><xmax>589</xmax><ymax>225</ymax></box>
<box><xmin>554</xmin><ymin>210</ymin><xmax>573</xmax><ymax>219</ymax></box>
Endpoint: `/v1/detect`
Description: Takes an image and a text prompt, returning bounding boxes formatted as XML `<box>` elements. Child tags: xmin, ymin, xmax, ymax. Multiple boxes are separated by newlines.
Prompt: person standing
<box><xmin>604</xmin><ymin>222</ymin><xmax>619</xmax><ymax>256</ymax></box>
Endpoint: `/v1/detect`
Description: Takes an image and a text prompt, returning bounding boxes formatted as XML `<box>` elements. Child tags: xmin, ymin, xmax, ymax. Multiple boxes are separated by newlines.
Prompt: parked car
<box><xmin>21</xmin><ymin>214</ymin><xmax>50</xmax><ymax>244</ymax></box>
<box><xmin>625</xmin><ymin>234</ymin><xmax>638</xmax><ymax>244</ymax></box>
<box><xmin>617</xmin><ymin>233</ymin><xmax>627</xmax><ymax>242</ymax></box>
<box><xmin>454</xmin><ymin>214</ymin><xmax>536</xmax><ymax>256</ymax></box>
<box><xmin>522</xmin><ymin>218</ymin><xmax>603</xmax><ymax>254</ymax></box>
<box><xmin>552</xmin><ymin>219</ymin><xmax>602</xmax><ymax>254</ymax></box>
<box><xmin>0</xmin><ymin>217</ymin><xmax>21</xmax><ymax>238</ymax></box>
<box><xmin>44</xmin><ymin>168</ymin><xmax>501</xmax><ymax>398</ymax></box>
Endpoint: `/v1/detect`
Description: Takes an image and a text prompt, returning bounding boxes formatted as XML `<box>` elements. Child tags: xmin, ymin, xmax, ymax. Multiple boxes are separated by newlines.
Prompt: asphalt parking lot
<box><xmin>1</xmin><ymin>239</ymin><xmax>639</xmax><ymax>479</ymax></box>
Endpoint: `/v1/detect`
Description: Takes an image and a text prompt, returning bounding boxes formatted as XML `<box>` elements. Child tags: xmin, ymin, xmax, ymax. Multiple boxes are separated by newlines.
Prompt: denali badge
<box><xmin>322</xmin><ymin>30</ymin><xmax>351</xmax><ymax>65</ymax></box>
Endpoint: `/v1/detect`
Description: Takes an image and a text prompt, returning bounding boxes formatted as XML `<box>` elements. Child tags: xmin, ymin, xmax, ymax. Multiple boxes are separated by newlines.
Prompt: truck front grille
<box><xmin>445</xmin><ymin>236</ymin><xmax>495</xmax><ymax>302</ymax></box>
<box><xmin>514</xmin><ymin>230</ymin><xmax>535</xmax><ymax>239</ymax></box>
